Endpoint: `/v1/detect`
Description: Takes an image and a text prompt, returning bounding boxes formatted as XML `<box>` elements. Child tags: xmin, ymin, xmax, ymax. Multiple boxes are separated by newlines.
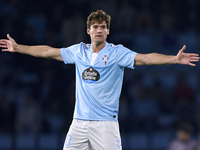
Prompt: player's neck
<box><xmin>91</xmin><ymin>41</ymin><xmax>106</xmax><ymax>53</ymax></box>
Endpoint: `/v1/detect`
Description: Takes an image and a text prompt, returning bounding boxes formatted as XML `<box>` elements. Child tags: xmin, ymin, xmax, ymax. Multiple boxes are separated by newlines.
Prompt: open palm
<box><xmin>0</xmin><ymin>34</ymin><xmax>17</xmax><ymax>52</ymax></box>
<box><xmin>177</xmin><ymin>45</ymin><xmax>200</xmax><ymax>66</ymax></box>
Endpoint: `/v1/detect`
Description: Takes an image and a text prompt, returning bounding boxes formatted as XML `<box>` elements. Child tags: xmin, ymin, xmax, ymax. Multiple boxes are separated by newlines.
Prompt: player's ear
<box><xmin>107</xmin><ymin>29</ymin><xmax>110</xmax><ymax>35</ymax></box>
<box><xmin>87</xmin><ymin>28</ymin><xmax>90</xmax><ymax>34</ymax></box>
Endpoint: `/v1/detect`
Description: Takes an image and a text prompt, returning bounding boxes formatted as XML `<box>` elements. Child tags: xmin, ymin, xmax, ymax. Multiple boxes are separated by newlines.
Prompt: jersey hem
<box><xmin>73</xmin><ymin>117</ymin><xmax>118</xmax><ymax>122</ymax></box>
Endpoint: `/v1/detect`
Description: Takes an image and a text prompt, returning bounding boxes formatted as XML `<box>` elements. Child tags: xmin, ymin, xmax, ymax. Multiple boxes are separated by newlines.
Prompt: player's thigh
<box><xmin>88</xmin><ymin>121</ymin><xmax>122</xmax><ymax>150</ymax></box>
<box><xmin>63</xmin><ymin>119</ymin><xmax>92</xmax><ymax>150</ymax></box>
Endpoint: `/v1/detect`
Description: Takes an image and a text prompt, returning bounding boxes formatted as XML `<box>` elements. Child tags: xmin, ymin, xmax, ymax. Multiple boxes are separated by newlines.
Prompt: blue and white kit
<box><xmin>61</xmin><ymin>42</ymin><xmax>137</xmax><ymax>150</ymax></box>
<box><xmin>60</xmin><ymin>42</ymin><xmax>137</xmax><ymax>121</ymax></box>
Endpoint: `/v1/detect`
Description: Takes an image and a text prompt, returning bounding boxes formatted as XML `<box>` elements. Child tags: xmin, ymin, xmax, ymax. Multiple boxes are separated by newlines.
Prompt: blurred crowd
<box><xmin>1</xmin><ymin>0</ymin><xmax>200</xmax><ymax>149</ymax></box>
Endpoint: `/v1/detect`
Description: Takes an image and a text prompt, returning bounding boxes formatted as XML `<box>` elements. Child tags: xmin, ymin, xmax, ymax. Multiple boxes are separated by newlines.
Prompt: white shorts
<box><xmin>63</xmin><ymin>119</ymin><xmax>122</xmax><ymax>150</ymax></box>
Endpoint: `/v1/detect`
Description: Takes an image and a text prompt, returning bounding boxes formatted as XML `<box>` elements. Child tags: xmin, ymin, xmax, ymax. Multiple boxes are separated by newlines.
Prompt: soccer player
<box><xmin>0</xmin><ymin>10</ymin><xmax>199</xmax><ymax>150</ymax></box>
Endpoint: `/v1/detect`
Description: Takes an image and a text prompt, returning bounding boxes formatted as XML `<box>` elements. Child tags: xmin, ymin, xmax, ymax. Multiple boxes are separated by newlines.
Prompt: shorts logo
<box><xmin>82</xmin><ymin>67</ymin><xmax>100</xmax><ymax>83</ymax></box>
<box><xmin>65</xmin><ymin>135</ymin><xmax>72</xmax><ymax>147</ymax></box>
<box><xmin>116</xmin><ymin>139</ymin><xmax>121</xmax><ymax>149</ymax></box>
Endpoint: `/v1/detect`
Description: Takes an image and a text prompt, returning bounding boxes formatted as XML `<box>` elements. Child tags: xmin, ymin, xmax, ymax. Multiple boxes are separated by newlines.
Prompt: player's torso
<box><xmin>73</xmin><ymin>43</ymin><xmax>123</xmax><ymax>120</ymax></box>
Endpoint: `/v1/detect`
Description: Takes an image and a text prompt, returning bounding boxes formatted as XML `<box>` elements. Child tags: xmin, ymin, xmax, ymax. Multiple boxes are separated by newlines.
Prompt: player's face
<box><xmin>87</xmin><ymin>21</ymin><xmax>109</xmax><ymax>46</ymax></box>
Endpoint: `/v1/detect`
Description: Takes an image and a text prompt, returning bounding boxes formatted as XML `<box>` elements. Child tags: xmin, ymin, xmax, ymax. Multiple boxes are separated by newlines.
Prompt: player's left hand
<box><xmin>176</xmin><ymin>45</ymin><xmax>200</xmax><ymax>66</ymax></box>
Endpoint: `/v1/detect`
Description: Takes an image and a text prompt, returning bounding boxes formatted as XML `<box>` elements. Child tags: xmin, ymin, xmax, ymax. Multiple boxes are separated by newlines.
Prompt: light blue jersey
<box><xmin>60</xmin><ymin>42</ymin><xmax>137</xmax><ymax>121</ymax></box>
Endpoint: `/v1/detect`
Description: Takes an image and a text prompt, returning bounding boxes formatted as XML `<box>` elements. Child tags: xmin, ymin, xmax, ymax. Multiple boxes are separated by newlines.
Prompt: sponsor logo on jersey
<box><xmin>82</xmin><ymin>67</ymin><xmax>100</xmax><ymax>83</ymax></box>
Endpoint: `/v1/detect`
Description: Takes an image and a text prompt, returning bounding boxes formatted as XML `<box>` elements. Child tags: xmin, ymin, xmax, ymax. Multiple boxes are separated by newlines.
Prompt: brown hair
<box><xmin>87</xmin><ymin>10</ymin><xmax>111</xmax><ymax>29</ymax></box>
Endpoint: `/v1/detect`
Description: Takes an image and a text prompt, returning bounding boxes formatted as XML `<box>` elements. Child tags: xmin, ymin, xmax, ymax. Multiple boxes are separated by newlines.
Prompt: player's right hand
<box><xmin>0</xmin><ymin>34</ymin><xmax>18</xmax><ymax>52</ymax></box>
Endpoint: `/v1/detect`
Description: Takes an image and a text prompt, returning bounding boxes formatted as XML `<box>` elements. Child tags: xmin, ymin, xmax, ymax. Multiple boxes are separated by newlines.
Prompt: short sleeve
<box><xmin>116</xmin><ymin>45</ymin><xmax>137</xmax><ymax>69</ymax></box>
<box><xmin>60</xmin><ymin>44</ymin><xmax>80</xmax><ymax>64</ymax></box>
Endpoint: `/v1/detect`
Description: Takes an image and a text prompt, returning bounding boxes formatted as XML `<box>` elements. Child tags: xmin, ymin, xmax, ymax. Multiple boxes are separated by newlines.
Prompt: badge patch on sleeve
<box><xmin>82</xmin><ymin>67</ymin><xmax>100</xmax><ymax>83</ymax></box>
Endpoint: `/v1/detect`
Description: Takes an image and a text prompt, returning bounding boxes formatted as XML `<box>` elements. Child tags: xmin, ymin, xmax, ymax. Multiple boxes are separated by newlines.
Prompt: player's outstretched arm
<box><xmin>0</xmin><ymin>34</ymin><xmax>63</xmax><ymax>61</ymax></box>
<box><xmin>134</xmin><ymin>45</ymin><xmax>200</xmax><ymax>66</ymax></box>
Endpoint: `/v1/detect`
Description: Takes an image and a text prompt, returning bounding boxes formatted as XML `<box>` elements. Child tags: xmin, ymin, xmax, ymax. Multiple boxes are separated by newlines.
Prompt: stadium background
<box><xmin>0</xmin><ymin>0</ymin><xmax>200</xmax><ymax>149</ymax></box>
